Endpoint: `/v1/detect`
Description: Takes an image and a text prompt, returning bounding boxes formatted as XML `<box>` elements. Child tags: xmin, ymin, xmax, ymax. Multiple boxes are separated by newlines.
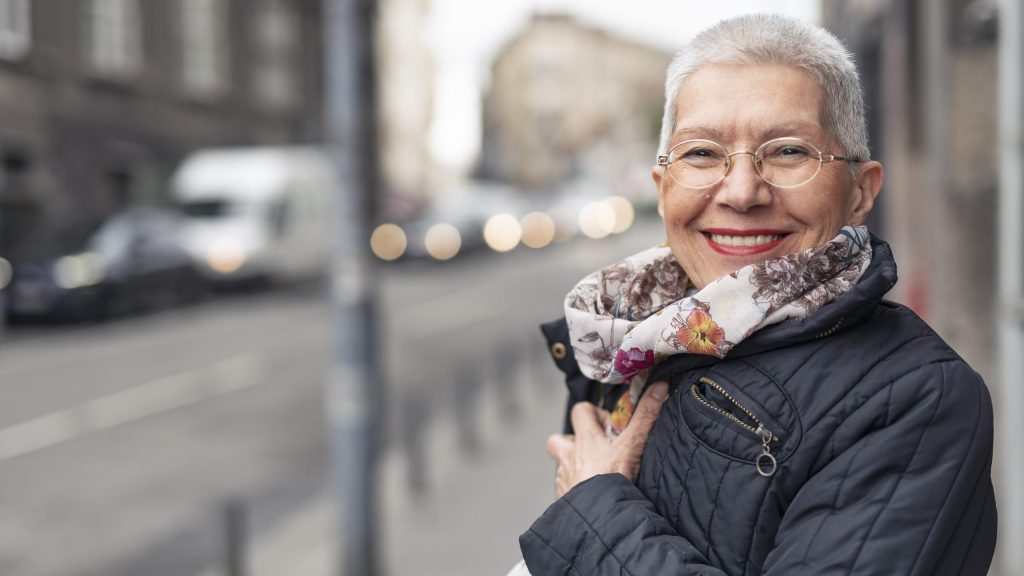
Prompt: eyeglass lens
<box><xmin>665</xmin><ymin>138</ymin><xmax>823</xmax><ymax>189</ymax></box>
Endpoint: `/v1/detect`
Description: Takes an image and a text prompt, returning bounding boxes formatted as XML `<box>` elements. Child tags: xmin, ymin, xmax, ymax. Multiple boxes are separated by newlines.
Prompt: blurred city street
<box><xmin>0</xmin><ymin>219</ymin><xmax>663</xmax><ymax>576</ymax></box>
<box><xmin>1</xmin><ymin>0</ymin><xmax>1022</xmax><ymax>574</ymax></box>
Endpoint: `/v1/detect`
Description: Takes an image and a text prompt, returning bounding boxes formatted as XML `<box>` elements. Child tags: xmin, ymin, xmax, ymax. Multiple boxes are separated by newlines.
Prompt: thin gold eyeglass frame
<box><xmin>655</xmin><ymin>137</ymin><xmax>862</xmax><ymax>190</ymax></box>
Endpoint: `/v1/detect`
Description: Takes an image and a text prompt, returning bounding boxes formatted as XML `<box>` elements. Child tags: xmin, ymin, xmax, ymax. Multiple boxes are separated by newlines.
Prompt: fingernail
<box><xmin>651</xmin><ymin>381</ymin><xmax>668</xmax><ymax>401</ymax></box>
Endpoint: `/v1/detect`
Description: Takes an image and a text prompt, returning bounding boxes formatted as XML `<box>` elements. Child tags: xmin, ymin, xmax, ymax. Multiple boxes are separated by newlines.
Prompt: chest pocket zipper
<box><xmin>690</xmin><ymin>376</ymin><xmax>778</xmax><ymax>477</ymax></box>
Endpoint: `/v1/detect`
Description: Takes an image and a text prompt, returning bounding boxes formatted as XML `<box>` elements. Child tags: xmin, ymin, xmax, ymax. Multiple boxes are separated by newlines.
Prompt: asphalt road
<box><xmin>0</xmin><ymin>219</ymin><xmax>664</xmax><ymax>576</ymax></box>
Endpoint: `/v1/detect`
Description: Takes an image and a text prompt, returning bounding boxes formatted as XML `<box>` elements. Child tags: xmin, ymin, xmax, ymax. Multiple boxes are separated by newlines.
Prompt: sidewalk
<box><xmin>198</xmin><ymin>341</ymin><xmax>564</xmax><ymax>576</ymax></box>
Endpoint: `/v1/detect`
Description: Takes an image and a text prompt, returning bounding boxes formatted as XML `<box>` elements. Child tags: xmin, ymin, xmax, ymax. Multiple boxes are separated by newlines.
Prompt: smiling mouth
<box><xmin>703</xmin><ymin>230</ymin><xmax>790</xmax><ymax>255</ymax></box>
<box><xmin>708</xmin><ymin>233</ymin><xmax>786</xmax><ymax>247</ymax></box>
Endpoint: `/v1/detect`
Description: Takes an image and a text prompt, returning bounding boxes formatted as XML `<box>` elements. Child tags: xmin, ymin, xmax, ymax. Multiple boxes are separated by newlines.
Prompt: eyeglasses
<box><xmin>656</xmin><ymin>137</ymin><xmax>861</xmax><ymax>189</ymax></box>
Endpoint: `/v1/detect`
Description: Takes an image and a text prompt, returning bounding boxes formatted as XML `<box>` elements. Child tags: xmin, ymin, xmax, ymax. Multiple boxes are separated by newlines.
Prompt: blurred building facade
<box><xmin>479</xmin><ymin>14</ymin><xmax>670</xmax><ymax>195</ymax></box>
<box><xmin>821</xmin><ymin>0</ymin><xmax>999</xmax><ymax>376</ymax></box>
<box><xmin>376</xmin><ymin>0</ymin><xmax>435</xmax><ymax>209</ymax></box>
<box><xmin>823</xmin><ymin>2</ymin><xmax>1021</xmax><ymax>574</ymax></box>
<box><xmin>0</xmin><ymin>0</ymin><xmax>323</xmax><ymax>244</ymax></box>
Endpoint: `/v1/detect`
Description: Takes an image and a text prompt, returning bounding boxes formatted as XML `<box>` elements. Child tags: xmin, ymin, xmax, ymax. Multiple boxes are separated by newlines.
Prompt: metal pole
<box><xmin>997</xmin><ymin>0</ymin><xmax>1024</xmax><ymax>572</ymax></box>
<box><xmin>922</xmin><ymin>0</ymin><xmax>950</xmax><ymax>331</ymax></box>
<box><xmin>223</xmin><ymin>498</ymin><xmax>248</xmax><ymax>576</ymax></box>
<box><xmin>323</xmin><ymin>0</ymin><xmax>382</xmax><ymax>574</ymax></box>
<box><xmin>0</xmin><ymin>168</ymin><xmax>7</xmax><ymax>340</ymax></box>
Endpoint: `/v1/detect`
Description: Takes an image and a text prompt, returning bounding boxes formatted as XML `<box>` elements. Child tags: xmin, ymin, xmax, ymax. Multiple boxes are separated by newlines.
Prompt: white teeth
<box><xmin>709</xmin><ymin>234</ymin><xmax>783</xmax><ymax>247</ymax></box>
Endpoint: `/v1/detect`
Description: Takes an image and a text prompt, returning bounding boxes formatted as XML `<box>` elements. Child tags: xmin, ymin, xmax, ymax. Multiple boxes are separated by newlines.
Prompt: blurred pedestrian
<box><xmin>519</xmin><ymin>13</ymin><xmax>996</xmax><ymax>575</ymax></box>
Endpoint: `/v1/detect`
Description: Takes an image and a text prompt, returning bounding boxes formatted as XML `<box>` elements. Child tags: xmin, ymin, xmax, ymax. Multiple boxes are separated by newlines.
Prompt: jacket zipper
<box><xmin>690</xmin><ymin>376</ymin><xmax>778</xmax><ymax>477</ymax></box>
<box><xmin>815</xmin><ymin>317</ymin><xmax>844</xmax><ymax>339</ymax></box>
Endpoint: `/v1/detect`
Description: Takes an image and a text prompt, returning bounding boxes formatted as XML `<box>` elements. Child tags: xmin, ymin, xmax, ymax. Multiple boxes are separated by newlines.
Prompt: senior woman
<box><xmin>519</xmin><ymin>14</ymin><xmax>996</xmax><ymax>576</ymax></box>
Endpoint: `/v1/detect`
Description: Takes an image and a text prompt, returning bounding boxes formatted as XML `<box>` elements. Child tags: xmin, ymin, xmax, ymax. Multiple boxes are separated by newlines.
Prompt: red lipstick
<box><xmin>702</xmin><ymin>229</ymin><xmax>789</xmax><ymax>256</ymax></box>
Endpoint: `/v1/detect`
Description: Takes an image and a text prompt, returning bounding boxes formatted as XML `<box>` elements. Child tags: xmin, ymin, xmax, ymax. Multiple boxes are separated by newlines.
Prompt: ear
<box><xmin>847</xmin><ymin>160</ymin><xmax>883</xmax><ymax>226</ymax></box>
<box><xmin>652</xmin><ymin>166</ymin><xmax>666</xmax><ymax>218</ymax></box>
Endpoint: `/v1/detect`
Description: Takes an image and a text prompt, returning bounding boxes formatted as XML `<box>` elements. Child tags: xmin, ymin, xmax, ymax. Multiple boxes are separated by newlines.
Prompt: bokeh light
<box><xmin>424</xmin><ymin>223</ymin><xmax>461</xmax><ymax>260</ymax></box>
<box><xmin>207</xmin><ymin>239</ymin><xmax>248</xmax><ymax>275</ymax></box>
<box><xmin>519</xmin><ymin>211</ymin><xmax>556</xmax><ymax>249</ymax></box>
<box><xmin>483</xmin><ymin>213</ymin><xmax>522</xmax><ymax>252</ymax></box>
<box><xmin>578</xmin><ymin>201</ymin><xmax>616</xmax><ymax>239</ymax></box>
<box><xmin>604</xmin><ymin>196</ymin><xmax>635</xmax><ymax>234</ymax></box>
<box><xmin>370</xmin><ymin>223</ymin><xmax>408</xmax><ymax>261</ymax></box>
<box><xmin>53</xmin><ymin>253</ymin><xmax>105</xmax><ymax>289</ymax></box>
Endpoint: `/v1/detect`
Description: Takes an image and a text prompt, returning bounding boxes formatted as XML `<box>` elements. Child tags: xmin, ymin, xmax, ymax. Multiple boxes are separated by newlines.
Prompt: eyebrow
<box><xmin>672</xmin><ymin>127</ymin><xmax>725</xmax><ymax>142</ymax></box>
<box><xmin>672</xmin><ymin>123</ymin><xmax>826</xmax><ymax>145</ymax></box>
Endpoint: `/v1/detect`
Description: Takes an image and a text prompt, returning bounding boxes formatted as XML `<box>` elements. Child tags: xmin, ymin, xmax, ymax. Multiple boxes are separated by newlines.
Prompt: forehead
<box><xmin>672</xmin><ymin>63</ymin><xmax>828</xmax><ymax>143</ymax></box>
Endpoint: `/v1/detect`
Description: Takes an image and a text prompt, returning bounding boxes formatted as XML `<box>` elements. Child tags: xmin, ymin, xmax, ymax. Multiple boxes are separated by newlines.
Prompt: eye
<box><xmin>684</xmin><ymin>148</ymin><xmax>716</xmax><ymax>159</ymax></box>
<box><xmin>675</xmin><ymin>143</ymin><xmax>725</xmax><ymax>167</ymax></box>
<box><xmin>761</xmin><ymin>140</ymin><xmax>815</xmax><ymax>165</ymax></box>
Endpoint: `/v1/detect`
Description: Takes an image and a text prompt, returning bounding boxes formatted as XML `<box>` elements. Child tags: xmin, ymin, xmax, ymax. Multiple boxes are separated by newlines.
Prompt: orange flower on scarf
<box><xmin>677</xmin><ymin>308</ymin><xmax>726</xmax><ymax>356</ymax></box>
<box><xmin>609</xmin><ymin>392</ymin><xmax>635</xmax><ymax>435</ymax></box>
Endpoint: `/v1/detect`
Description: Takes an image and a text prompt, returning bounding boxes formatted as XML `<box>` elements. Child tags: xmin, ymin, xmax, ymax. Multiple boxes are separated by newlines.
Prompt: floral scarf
<box><xmin>564</xmin><ymin>226</ymin><xmax>872</xmax><ymax>433</ymax></box>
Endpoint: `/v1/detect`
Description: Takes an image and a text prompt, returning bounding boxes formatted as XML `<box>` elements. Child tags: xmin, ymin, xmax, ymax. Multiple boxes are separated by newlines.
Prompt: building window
<box><xmin>181</xmin><ymin>0</ymin><xmax>229</xmax><ymax>96</ymax></box>
<box><xmin>86</xmin><ymin>0</ymin><xmax>143</xmax><ymax>78</ymax></box>
<box><xmin>251</xmin><ymin>0</ymin><xmax>299</xmax><ymax>109</ymax></box>
<box><xmin>0</xmin><ymin>0</ymin><xmax>31</xmax><ymax>60</ymax></box>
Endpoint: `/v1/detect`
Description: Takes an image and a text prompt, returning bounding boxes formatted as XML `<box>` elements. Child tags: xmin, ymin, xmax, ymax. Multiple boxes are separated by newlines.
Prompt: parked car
<box><xmin>3</xmin><ymin>207</ymin><xmax>206</xmax><ymax>322</ymax></box>
<box><xmin>171</xmin><ymin>146</ymin><xmax>335</xmax><ymax>286</ymax></box>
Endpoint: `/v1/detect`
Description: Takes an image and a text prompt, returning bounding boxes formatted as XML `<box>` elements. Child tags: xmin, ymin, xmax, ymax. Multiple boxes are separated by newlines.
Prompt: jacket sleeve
<box><xmin>540</xmin><ymin>318</ymin><xmax>609</xmax><ymax>435</ymax></box>
<box><xmin>761</xmin><ymin>359</ymin><xmax>996</xmax><ymax>575</ymax></box>
<box><xmin>520</xmin><ymin>473</ymin><xmax>728</xmax><ymax>575</ymax></box>
<box><xmin>520</xmin><ymin>359</ymin><xmax>996</xmax><ymax>576</ymax></box>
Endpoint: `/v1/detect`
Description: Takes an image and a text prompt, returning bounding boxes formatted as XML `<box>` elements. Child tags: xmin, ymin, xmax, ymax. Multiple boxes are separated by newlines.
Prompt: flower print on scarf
<box><xmin>621</xmin><ymin>255</ymin><xmax>689</xmax><ymax>320</ymax></box>
<box><xmin>675</xmin><ymin>305</ymin><xmax>730</xmax><ymax>357</ymax></box>
<box><xmin>750</xmin><ymin>240</ymin><xmax>862</xmax><ymax>314</ymax></box>
<box><xmin>608</xmin><ymin>391</ymin><xmax>635</xmax><ymax>435</ymax></box>
<box><xmin>751</xmin><ymin>246</ymin><xmax>826</xmax><ymax>311</ymax></box>
<box><xmin>567</xmin><ymin>283</ymin><xmax>602</xmax><ymax>313</ymax></box>
<box><xmin>600</xmin><ymin>260</ymin><xmax>633</xmax><ymax>288</ymax></box>
<box><xmin>564</xmin><ymin>226</ymin><xmax>873</xmax><ymax>384</ymax></box>
<box><xmin>651</xmin><ymin>255</ymin><xmax>685</xmax><ymax>288</ymax></box>
<box><xmin>578</xmin><ymin>330</ymin><xmax>616</xmax><ymax>378</ymax></box>
<box><xmin>613</xmin><ymin>347</ymin><xmax>655</xmax><ymax>379</ymax></box>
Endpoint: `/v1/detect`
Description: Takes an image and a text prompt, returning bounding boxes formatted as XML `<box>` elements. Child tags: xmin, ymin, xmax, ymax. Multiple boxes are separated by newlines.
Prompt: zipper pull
<box><xmin>755</xmin><ymin>424</ymin><xmax>777</xmax><ymax>477</ymax></box>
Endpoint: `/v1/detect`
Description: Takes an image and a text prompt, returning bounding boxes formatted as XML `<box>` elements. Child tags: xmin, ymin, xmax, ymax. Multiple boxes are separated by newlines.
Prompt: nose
<box><xmin>714</xmin><ymin>152</ymin><xmax>772</xmax><ymax>212</ymax></box>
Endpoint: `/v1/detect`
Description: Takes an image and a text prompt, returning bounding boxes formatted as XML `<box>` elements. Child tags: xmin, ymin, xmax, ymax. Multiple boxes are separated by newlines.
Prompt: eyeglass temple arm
<box><xmin>823</xmin><ymin>154</ymin><xmax>862</xmax><ymax>163</ymax></box>
<box><xmin>659</xmin><ymin>153</ymin><xmax>861</xmax><ymax>165</ymax></box>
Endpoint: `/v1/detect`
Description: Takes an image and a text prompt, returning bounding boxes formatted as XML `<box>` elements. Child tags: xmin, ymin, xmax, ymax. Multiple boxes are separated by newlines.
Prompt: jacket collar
<box><xmin>648</xmin><ymin>234</ymin><xmax>898</xmax><ymax>382</ymax></box>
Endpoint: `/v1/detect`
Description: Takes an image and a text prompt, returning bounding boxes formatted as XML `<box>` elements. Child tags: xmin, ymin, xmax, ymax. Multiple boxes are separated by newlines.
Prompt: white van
<box><xmin>171</xmin><ymin>146</ymin><xmax>336</xmax><ymax>285</ymax></box>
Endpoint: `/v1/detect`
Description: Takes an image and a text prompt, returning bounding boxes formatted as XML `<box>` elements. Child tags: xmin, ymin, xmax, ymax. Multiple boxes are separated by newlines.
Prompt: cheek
<box><xmin>817</xmin><ymin>195</ymin><xmax>854</xmax><ymax>228</ymax></box>
<box><xmin>661</xmin><ymin>193</ymin><xmax>706</xmax><ymax>226</ymax></box>
<box><xmin>789</xmin><ymin>181</ymin><xmax>854</xmax><ymax>230</ymax></box>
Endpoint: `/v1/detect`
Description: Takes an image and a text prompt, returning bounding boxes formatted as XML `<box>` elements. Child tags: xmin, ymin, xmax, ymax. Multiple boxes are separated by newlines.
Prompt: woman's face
<box><xmin>652</xmin><ymin>63</ymin><xmax>883</xmax><ymax>289</ymax></box>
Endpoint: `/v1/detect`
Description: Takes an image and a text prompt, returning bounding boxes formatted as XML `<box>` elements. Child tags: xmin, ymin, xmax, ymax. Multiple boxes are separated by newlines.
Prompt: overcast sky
<box><xmin>422</xmin><ymin>0</ymin><xmax>822</xmax><ymax>173</ymax></box>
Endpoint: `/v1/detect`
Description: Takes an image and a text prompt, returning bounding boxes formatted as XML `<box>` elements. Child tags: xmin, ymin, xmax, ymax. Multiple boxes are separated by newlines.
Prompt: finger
<box><xmin>617</xmin><ymin>381</ymin><xmax>669</xmax><ymax>442</ymax></box>
<box><xmin>570</xmin><ymin>401</ymin><xmax>605</xmax><ymax>439</ymax></box>
<box><xmin>554</xmin><ymin>463</ymin><xmax>571</xmax><ymax>499</ymax></box>
<box><xmin>546</xmin><ymin>433</ymin><xmax>575</xmax><ymax>462</ymax></box>
<box><xmin>595</xmin><ymin>407</ymin><xmax>612</xmax><ymax>431</ymax></box>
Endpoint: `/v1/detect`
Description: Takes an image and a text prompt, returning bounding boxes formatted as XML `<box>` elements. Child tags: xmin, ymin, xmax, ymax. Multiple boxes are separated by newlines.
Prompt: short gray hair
<box><xmin>657</xmin><ymin>14</ymin><xmax>870</xmax><ymax>169</ymax></box>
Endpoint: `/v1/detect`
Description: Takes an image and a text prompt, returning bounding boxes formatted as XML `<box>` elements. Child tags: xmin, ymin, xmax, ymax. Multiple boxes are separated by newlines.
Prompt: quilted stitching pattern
<box><xmin>523</xmin><ymin>238</ymin><xmax>996</xmax><ymax>576</ymax></box>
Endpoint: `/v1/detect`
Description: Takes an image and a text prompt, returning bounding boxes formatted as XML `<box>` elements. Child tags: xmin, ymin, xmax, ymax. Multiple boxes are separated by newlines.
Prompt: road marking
<box><xmin>0</xmin><ymin>353</ymin><xmax>263</xmax><ymax>462</ymax></box>
<box><xmin>0</xmin><ymin>304</ymin><xmax>320</xmax><ymax>380</ymax></box>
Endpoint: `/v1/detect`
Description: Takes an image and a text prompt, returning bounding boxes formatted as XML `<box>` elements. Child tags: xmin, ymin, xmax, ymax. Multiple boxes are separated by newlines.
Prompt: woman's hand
<box><xmin>546</xmin><ymin>381</ymin><xmax>669</xmax><ymax>498</ymax></box>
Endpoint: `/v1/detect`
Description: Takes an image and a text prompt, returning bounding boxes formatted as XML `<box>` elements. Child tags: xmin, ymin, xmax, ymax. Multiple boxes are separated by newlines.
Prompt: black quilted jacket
<box><xmin>522</xmin><ymin>237</ymin><xmax>997</xmax><ymax>575</ymax></box>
